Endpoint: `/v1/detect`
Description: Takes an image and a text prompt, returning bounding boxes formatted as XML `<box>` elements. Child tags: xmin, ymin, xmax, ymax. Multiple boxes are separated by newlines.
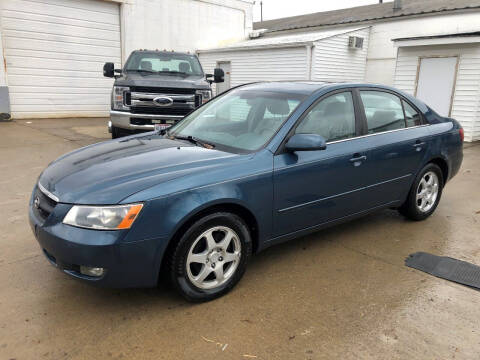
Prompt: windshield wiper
<box><xmin>170</xmin><ymin>134</ymin><xmax>215</xmax><ymax>149</ymax></box>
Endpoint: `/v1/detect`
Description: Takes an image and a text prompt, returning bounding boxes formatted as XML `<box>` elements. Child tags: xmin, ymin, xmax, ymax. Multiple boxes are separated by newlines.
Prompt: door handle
<box><xmin>349</xmin><ymin>155</ymin><xmax>367</xmax><ymax>163</ymax></box>
<box><xmin>413</xmin><ymin>140</ymin><xmax>426</xmax><ymax>151</ymax></box>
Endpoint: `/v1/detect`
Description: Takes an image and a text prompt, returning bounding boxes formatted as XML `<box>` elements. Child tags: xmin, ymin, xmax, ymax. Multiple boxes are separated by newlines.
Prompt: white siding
<box><xmin>312</xmin><ymin>28</ymin><xmax>370</xmax><ymax>82</ymax></box>
<box><xmin>198</xmin><ymin>27</ymin><xmax>370</xmax><ymax>94</ymax></box>
<box><xmin>394</xmin><ymin>45</ymin><xmax>480</xmax><ymax>142</ymax></box>
<box><xmin>365</xmin><ymin>12</ymin><xmax>480</xmax><ymax>85</ymax></box>
<box><xmin>199</xmin><ymin>47</ymin><xmax>308</xmax><ymax>95</ymax></box>
<box><xmin>1</xmin><ymin>0</ymin><xmax>121</xmax><ymax>118</ymax></box>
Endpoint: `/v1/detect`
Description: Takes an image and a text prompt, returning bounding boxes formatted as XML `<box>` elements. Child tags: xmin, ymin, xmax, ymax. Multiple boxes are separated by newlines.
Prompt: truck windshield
<box><xmin>124</xmin><ymin>52</ymin><xmax>203</xmax><ymax>76</ymax></box>
<box><xmin>167</xmin><ymin>88</ymin><xmax>306</xmax><ymax>152</ymax></box>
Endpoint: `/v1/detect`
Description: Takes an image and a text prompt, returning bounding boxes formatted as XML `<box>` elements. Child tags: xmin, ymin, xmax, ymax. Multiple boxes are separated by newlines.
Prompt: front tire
<box><xmin>111</xmin><ymin>125</ymin><xmax>121</xmax><ymax>139</ymax></box>
<box><xmin>399</xmin><ymin>163</ymin><xmax>444</xmax><ymax>221</ymax></box>
<box><xmin>168</xmin><ymin>212</ymin><xmax>252</xmax><ymax>302</ymax></box>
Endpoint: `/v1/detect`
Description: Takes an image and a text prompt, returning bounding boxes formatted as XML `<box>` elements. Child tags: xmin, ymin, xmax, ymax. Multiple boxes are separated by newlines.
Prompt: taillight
<box><xmin>459</xmin><ymin>128</ymin><xmax>464</xmax><ymax>142</ymax></box>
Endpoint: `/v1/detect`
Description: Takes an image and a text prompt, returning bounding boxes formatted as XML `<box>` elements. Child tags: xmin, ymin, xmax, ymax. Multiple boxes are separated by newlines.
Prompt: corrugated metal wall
<box><xmin>312</xmin><ymin>28</ymin><xmax>370</xmax><ymax>82</ymax></box>
<box><xmin>394</xmin><ymin>45</ymin><xmax>480</xmax><ymax>142</ymax></box>
<box><xmin>199</xmin><ymin>46</ymin><xmax>308</xmax><ymax>95</ymax></box>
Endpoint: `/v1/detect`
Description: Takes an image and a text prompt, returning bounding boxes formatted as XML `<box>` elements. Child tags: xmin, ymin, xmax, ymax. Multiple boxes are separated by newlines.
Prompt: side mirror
<box><xmin>103</xmin><ymin>62</ymin><xmax>115</xmax><ymax>78</ymax></box>
<box><xmin>285</xmin><ymin>134</ymin><xmax>327</xmax><ymax>152</ymax></box>
<box><xmin>213</xmin><ymin>68</ymin><xmax>225</xmax><ymax>83</ymax></box>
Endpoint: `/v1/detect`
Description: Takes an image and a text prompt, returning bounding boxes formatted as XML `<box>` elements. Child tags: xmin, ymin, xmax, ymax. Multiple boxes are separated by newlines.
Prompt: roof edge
<box><xmin>197</xmin><ymin>41</ymin><xmax>314</xmax><ymax>54</ymax></box>
<box><xmin>254</xmin><ymin>5</ymin><xmax>480</xmax><ymax>34</ymax></box>
<box><xmin>197</xmin><ymin>26</ymin><xmax>370</xmax><ymax>53</ymax></box>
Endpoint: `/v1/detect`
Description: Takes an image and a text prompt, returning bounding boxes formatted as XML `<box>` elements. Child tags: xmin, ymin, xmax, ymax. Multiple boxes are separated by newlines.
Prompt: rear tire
<box><xmin>168</xmin><ymin>212</ymin><xmax>252</xmax><ymax>302</ymax></box>
<box><xmin>399</xmin><ymin>163</ymin><xmax>444</xmax><ymax>221</ymax></box>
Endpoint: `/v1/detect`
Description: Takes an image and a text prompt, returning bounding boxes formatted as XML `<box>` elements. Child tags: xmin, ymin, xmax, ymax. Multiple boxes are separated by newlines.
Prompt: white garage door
<box><xmin>2</xmin><ymin>0</ymin><xmax>121</xmax><ymax>118</ymax></box>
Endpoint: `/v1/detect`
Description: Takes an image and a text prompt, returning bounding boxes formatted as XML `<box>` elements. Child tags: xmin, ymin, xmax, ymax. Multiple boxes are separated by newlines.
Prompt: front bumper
<box><xmin>110</xmin><ymin>110</ymin><xmax>184</xmax><ymax>131</ymax></box>
<box><xmin>29</xmin><ymin>199</ymin><xmax>165</xmax><ymax>288</ymax></box>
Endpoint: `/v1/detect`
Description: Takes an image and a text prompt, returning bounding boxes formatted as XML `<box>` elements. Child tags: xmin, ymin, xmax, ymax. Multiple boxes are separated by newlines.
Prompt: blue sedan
<box><xmin>29</xmin><ymin>82</ymin><xmax>463</xmax><ymax>301</ymax></box>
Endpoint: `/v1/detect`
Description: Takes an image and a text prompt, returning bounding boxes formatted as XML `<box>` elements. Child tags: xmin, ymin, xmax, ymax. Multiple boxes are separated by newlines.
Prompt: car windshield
<box><xmin>124</xmin><ymin>52</ymin><xmax>204</xmax><ymax>76</ymax></box>
<box><xmin>167</xmin><ymin>88</ymin><xmax>306</xmax><ymax>152</ymax></box>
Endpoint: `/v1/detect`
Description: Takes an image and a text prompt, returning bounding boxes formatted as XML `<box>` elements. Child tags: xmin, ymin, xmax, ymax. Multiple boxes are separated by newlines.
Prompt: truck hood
<box><xmin>38</xmin><ymin>134</ymin><xmax>239</xmax><ymax>205</ymax></box>
<box><xmin>114</xmin><ymin>72</ymin><xmax>210</xmax><ymax>89</ymax></box>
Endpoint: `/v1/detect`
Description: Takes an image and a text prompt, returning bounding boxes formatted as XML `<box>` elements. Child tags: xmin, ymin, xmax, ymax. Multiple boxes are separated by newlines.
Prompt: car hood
<box><xmin>38</xmin><ymin>134</ymin><xmax>240</xmax><ymax>205</ymax></box>
<box><xmin>114</xmin><ymin>72</ymin><xmax>210</xmax><ymax>89</ymax></box>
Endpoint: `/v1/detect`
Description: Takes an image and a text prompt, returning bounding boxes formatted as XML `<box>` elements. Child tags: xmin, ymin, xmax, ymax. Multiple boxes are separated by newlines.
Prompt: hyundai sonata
<box><xmin>29</xmin><ymin>82</ymin><xmax>463</xmax><ymax>301</ymax></box>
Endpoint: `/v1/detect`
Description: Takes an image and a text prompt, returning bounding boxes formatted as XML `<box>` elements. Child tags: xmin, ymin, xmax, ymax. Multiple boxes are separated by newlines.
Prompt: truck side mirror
<box><xmin>103</xmin><ymin>62</ymin><xmax>115</xmax><ymax>78</ymax></box>
<box><xmin>213</xmin><ymin>68</ymin><xmax>224</xmax><ymax>83</ymax></box>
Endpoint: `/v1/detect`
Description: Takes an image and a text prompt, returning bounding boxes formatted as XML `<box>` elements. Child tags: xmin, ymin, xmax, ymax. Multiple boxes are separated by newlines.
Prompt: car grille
<box><xmin>33</xmin><ymin>185</ymin><xmax>58</xmax><ymax>221</ymax></box>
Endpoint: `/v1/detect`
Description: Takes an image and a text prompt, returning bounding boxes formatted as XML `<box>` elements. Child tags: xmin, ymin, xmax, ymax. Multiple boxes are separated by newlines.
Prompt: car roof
<box><xmin>234</xmin><ymin>81</ymin><xmax>429</xmax><ymax>113</ymax></box>
<box><xmin>235</xmin><ymin>81</ymin><xmax>400</xmax><ymax>96</ymax></box>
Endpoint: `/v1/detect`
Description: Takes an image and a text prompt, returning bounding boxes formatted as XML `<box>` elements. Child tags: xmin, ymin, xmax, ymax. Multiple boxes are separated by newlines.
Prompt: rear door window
<box><xmin>360</xmin><ymin>91</ymin><xmax>406</xmax><ymax>134</ymax></box>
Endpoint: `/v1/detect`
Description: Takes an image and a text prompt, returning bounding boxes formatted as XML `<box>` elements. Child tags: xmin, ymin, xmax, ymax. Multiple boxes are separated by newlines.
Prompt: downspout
<box><xmin>0</xmin><ymin>9</ymin><xmax>11</xmax><ymax>121</ymax></box>
<box><xmin>306</xmin><ymin>44</ymin><xmax>313</xmax><ymax>80</ymax></box>
<box><xmin>119</xmin><ymin>2</ymin><xmax>126</xmax><ymax>65</ymax></box>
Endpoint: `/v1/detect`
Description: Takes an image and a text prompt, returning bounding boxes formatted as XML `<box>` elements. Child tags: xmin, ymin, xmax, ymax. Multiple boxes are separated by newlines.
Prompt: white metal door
<box><xmin>2</xmin><ymin>0</ymin><xmax>121</xmax><ymax>118</ymax></box>
<box><xmin>415</xmin><ymin>57</ymin><xmax>458</xmax><ymax>117</ymax></box>
<box><xmin>215</xmin><ymin>62</ymin><xmax>231</xmax><ymax>95</ymax></box>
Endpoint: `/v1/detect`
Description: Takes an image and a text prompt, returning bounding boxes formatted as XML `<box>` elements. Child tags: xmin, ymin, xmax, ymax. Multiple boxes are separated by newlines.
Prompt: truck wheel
<box><xmin>398</xmin><ymin>163</ymin><xmax>444</xmax><ymax>221</ymax></box>
<box><xmin>168</xmin><ymin>212</ymin><xmax>252</xmax><ymax>302</ymax></box>
<box><xmin>111</xmin><ymin>126</ymin><xmax>121</xmax><ymax>139</ymax></box>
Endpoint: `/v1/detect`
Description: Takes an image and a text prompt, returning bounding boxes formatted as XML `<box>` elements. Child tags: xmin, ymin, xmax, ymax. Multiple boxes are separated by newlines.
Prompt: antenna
<box><xmin>260</xmin><ymin>1</ymin><xmax>263</xmax><ymax>22</ymax></box>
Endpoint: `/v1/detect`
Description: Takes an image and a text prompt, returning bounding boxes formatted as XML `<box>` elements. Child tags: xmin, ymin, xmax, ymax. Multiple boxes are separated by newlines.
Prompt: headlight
<box><xmin>112</xmin><ymin>86</ymin><xmax>130</xmax><ymax>110</ymax></box>
<box><xmin>63</xmin><ymin>204</ymin><xmax>143</xmax><ymax>230</ymax></box>
<box><xmin>196</xmin><ymin>89</ymin><xmax>212</xmax><ymax>104</ymax></box>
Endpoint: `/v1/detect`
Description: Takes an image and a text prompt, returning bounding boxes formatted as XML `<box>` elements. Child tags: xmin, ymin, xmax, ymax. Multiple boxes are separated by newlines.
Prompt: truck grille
<box><xmin>130</xmin><ymin>86</ymin><xmax>195</xmax><ymax>94</ymax></box>
<box><xmin>127</xmin><ymin>88</ymin><xmax>201</xmax><ymax>120</ymax></box>
<box><xmin>130</xmin><ymin>107</ymin><xmax>194</xmax><ymax>116</ymax></box>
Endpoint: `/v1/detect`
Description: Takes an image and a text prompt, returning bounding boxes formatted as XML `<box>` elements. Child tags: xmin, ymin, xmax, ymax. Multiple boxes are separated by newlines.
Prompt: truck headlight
<box><xmin>63</xmin><ymin>204</ymin><xmax>143</xmax><ymax>230</ymax></box>
<box><xmin>196</xmin><ymin>89</ymin><xmax>212</xmax><ymax>104</ymax></box>
<box><xmin>112</xmin><ymin>86</ymin><xmax>130</xmax><ymax>110</ymax></box>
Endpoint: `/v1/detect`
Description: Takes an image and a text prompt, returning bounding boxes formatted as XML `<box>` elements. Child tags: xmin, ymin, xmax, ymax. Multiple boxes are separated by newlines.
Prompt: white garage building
<box><xmin>198</xmin><ymin>27</ymin><xmax>370</xmax><ymax>94</ymax></box>
<box><xmin>200</xmin><ymin>0</ymin><xmax>480</xmax><ymax>142</ymax></box>
<box><xmin>0</xmin><ymin>0</ymin><xmax>253</xmax><ymax>119</ymax></box>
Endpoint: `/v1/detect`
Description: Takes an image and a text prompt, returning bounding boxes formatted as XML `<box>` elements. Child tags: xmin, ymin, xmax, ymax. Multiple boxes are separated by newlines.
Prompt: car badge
<box><xmin>153</xmin><ymin>96</ymin><xmax>174</xmax><ymax>107</ymax></box>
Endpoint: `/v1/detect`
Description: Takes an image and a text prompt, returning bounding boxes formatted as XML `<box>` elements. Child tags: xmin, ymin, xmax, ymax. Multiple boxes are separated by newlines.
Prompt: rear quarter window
<box><xmin>403</xmin><ymin>100</ymin><xmax>422</xmax><ymax>127</ymax></box>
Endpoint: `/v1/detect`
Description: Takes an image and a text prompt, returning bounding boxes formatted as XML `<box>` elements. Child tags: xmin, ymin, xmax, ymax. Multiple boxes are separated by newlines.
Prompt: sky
<box><xmin>252</xmin><ymin>0</ymin><xmax>393</xmax><ymax>22</ymax></box>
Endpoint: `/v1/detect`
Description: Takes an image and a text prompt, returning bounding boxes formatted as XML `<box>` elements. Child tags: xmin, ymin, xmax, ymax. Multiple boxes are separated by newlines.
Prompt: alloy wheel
<box><xmin>186</xmin><ymin>226</ymin><xmax>241</xmax><ymax>290</ymax></box>
<box><xmin>416</xmin><ymin>171</ymin><xmax>439</xmax><ymax>213</ymax></box>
